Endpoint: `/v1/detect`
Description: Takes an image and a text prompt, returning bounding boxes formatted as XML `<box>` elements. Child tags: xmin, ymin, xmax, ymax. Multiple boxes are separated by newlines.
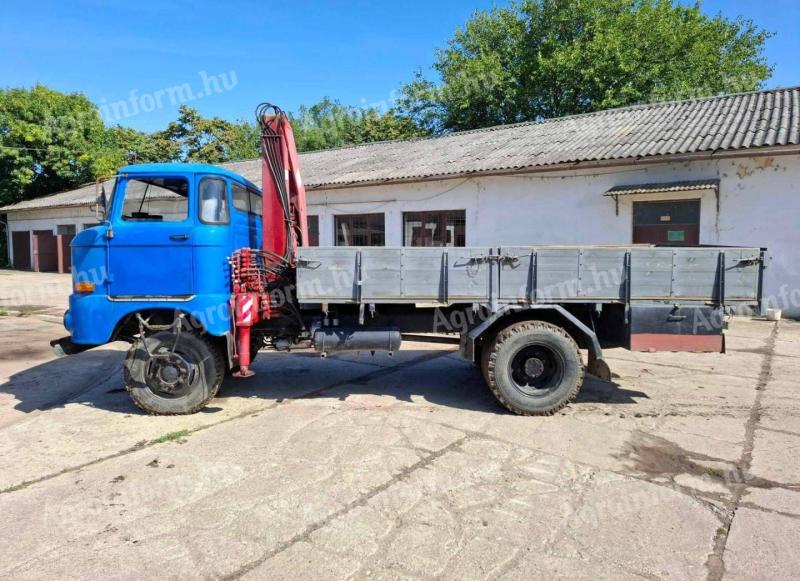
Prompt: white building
<box><xmin>3</xmin><ymin>87</ymin><xmax>799</xmax><ymax>315</ymax></box>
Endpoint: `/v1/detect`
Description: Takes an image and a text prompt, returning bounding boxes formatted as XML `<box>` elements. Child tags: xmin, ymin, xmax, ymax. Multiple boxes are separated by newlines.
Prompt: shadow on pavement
<box><xmin>2</xmin><ymin>348</ymin><xmax>647</xmax><ymax>418</ymax></box>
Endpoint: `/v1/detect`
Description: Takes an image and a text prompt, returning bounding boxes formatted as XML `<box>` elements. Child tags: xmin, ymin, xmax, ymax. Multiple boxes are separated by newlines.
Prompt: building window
<box><xmin>56</xmin><ymin>225</ymin><xmax>76</xmax><ymax>236</ymax></box>
<box><xmin>307</xmin><ymin>215</ymin><xmax>320</xmax><ymax>246</ymax></box>
<box><xmin>335</xmin><ymin>213</ymin><xmax>385</xmax><ymax>246</ymax></box>
<box><xmin>403</xmin><ymin>210</ymin><xmax>466</xmax><ymax>247</ymax></box>
<box><xmin>633</xmin><ymin>200</ymin><xmax>700</xmax><ymax>246</ymax></box>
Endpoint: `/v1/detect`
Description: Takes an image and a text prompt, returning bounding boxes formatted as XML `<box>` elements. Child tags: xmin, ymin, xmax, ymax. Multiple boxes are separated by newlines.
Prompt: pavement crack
<box><xmin>737</xmin><ymin>501</ymin><xmax>800</xmax><ymax>520</ymax></box>
<box><xmin>704</xmin><ymin>321</ymin><xmax>779</xmax><ymax>581</ymax></box>
<box><xmin>221</xmin><ymin>436</ymin><xmax>468</xmax><ymax>580</ymax></box>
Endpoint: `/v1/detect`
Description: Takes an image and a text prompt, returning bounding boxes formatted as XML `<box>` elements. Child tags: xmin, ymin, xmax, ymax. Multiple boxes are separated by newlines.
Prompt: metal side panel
<box><xmin>723</xmin><ymin>247</ymin><xmax>762</xmax><ymax>301</ymax></box>
<box><xmin>671</xmin><ymin>249</ymin><xmax>721</xmax><ymax>299</ymax></box>
<box><xmin>499</xmin><ymin>247</ymin><xmax>626</xmax><ymax>302</ymax></box>
<box><xmin>360</xmin><ymin>247</ymin><xmax>403</xmax><ymax>301</ymax></box>
<box><xmin>535</xmin><ymin>248</ymin><xmax>581</xmax><ymax>300</ymax></box>
<box><xmin>446</xmin><ymin>247</ymin><xmax>493</xmax><ymax>301</ymax></box>
<box><xmin>297</xmin><ymin>247</ymin><xmax>358</xmax><ymax>301</ymax></box>
<box><xmin>297</xmin><ymin>246</ymin><xmax>764</xmax><ymax>306</ymax></box>
<box><xmin>499</xmin><ymin>247</ymin><xmax>534</xmax><ymax>301</ymax></box>
<box><xmin>578</xmin><ymin>248</ymin><xmax>627</xmax><ymax>300</ymax></box>
<box><xmin>629</xmin><ymin>248</ymin><xmax>673</xmax><ymax>299</ymax></box>
<box><xmin>399</xmin><ymin>247</ymin><xmax>447</xmax><ymax>300</ymax></box>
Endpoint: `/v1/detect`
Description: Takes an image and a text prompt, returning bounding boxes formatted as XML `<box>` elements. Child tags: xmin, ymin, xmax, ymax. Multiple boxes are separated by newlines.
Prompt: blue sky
<box><xmin>1</xmin><ymin>0</ymin><xmax>798</xmax><ymax>132</ymax></box>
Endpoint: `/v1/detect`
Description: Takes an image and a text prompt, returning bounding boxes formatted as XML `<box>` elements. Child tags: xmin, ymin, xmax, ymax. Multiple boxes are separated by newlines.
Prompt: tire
<box><xmin>482</xmin><ymin>321</ymin><xmax>584</xmax><ymax>416</ymax></box>
<box><xmin>124</xmin><ymin>330</ymin><xmax>225</xmax><ymax>415</ymax></box>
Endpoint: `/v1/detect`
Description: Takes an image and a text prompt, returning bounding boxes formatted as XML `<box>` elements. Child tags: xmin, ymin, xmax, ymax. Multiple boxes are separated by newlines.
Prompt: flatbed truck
<box><xmin>53</xmin><ymin>104</ymin><xmax>766</xmax><ymax>416</ymax></box>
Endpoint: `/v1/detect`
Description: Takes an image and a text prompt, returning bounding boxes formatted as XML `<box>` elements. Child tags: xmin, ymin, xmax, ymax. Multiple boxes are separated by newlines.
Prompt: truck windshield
<box><xmin>120</xmin><ymin>177</ymin><xmax>189</xmax><ymax>222</ymax></box>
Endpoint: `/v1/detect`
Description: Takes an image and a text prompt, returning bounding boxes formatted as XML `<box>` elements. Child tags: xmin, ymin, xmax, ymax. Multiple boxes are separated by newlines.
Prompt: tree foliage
<box><xmin>0</xmin><ymin>88</ymin><xmax>425</xmax><ymax>207</ymax></box>
<box><xmin>398</xmin><ymin>0</ymin><xmax>773</xmax><ymax>133</ymax></box>
<box><xmin>291</xmin><ymin>98</ymin><xmax>426</xmax><ymax>152</ymax></box>
<box><xmin>160</xmin><ymin>105</ymin><xmax>259</xmax><ymax>163</ymax></box>
<box><xmin>0</xmin><ymin>85</ymin><xmax>118</xmax><ymax>204</ymax></box>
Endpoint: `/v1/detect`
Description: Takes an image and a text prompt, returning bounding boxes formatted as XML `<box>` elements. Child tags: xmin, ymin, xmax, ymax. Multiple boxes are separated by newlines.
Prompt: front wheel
<box><xmin>482</xmin><ymin>321</ymin><xmax>584</xmax><ymax>415</ymax></box>
<box><xmin>124</xmin><ymin>330</ymin><xmax>224</xmax><ymax>415</ymax></box>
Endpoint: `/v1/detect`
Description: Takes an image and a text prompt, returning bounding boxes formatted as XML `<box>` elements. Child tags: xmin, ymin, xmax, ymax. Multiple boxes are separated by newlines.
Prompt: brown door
<box><xmin>57</xmin><ymin>235</ymin><xmax>75</xmax><ymax>273</ymax></box>
<box><xmin>32</xmin><ymin>230</ymin><xmax>58</xmax><ymax>272</ymax></box>
<box><xmin>11</xmin><ymin>231</ymin><xmax>31</xmax><ymax>270</ymax></box>
<box><xmin>633</xmin><ymin>200</ymin><xmax>700</xmax><ymax>246</ymax></box>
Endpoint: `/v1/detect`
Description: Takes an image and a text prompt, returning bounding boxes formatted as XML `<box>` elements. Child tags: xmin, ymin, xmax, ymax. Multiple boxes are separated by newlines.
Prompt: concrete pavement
<box><xmin>0</xmin><ymin>271</ymin><xmax>798</xmax><ymax>579</ymax></box>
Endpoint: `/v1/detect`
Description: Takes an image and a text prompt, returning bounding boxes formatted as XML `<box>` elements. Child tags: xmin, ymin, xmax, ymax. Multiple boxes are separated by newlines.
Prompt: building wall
<box><xmin>307</xmin><ymin>154</ymin><xmax>800</xmax><ymax>316</ymax></box>
<box><xmin>6</xmin><ymin>154</ymin><xmax>798</xmax><ymax>315</ymax></box>
<box><xmin>5</xmin><ymin>206</ymin><xmax>99</xmax><ymax>270</ymax></box>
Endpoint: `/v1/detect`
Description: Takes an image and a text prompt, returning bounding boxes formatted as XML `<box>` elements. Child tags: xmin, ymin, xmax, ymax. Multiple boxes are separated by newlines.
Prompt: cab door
<box><xmin>108</xmin><ymin>174</ymin><xmax>195</xmax><ymax>298</ymax></box>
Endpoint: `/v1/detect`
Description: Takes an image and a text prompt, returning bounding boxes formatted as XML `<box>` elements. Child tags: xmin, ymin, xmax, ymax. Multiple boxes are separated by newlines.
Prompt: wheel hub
<box><xmin>523</xmin><ymin>357</ymin><xmax>545</xmax><ymax>378</ymax></box>
<box><xmin>148</xmin><ymin>353</ymin><xmax>191</xmax><ymax>396</ymax></box>
<box><xmin>509</xmin><ymin>343</ymin><xmax>565</xmax><ymax>396</ymax></box>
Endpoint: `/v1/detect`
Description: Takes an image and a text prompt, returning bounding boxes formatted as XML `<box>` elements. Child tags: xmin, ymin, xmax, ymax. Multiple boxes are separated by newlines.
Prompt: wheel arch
<box><xmin>463</xmin><ymin>305</ymin><xmax>611</xmax><ymax>381</ymax></box>
<box><xmin>112</xmin><ymin>308</ymin><xmax>235</xmax><ymax>372</ymax></box>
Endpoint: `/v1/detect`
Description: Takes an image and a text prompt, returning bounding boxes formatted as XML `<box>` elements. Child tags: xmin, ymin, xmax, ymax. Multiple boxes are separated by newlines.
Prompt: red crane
<box><xmin>229</xmin><ymin>104</ymin><xmax>309</xmax><ymax>377</ymax></box>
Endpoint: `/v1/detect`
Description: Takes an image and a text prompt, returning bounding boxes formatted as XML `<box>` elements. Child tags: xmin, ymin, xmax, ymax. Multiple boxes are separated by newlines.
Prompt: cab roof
<box><xmin>118</xmin><ymin>163</ymin><xmax>261</xmax><ymax>193</ymax></box>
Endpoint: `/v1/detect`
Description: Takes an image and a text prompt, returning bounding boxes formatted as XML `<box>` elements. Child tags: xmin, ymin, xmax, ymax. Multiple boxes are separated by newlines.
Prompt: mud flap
<box><xmin>50</xmin><ymin>336</ymin><xmax>93</xmax><ymax>357</ymax></box>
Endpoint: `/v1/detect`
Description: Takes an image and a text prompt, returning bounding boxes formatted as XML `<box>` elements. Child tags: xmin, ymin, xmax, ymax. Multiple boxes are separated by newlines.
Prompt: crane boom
<box><xmin>257</xmin><ymin>103</ymin><xmax>308</xmax><ymax>264</ymax></box>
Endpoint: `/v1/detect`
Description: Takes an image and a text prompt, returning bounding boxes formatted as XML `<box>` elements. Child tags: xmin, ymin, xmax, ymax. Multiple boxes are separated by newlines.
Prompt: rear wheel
<box><xmin>124</xmin><ymin>330</ymin><xmax>224</xmax><ymax>415</ymax></box>
<box><xmin>482</xmin><ymin>321</ymin><xmax>584</xmax><ymax>415</ymax></box>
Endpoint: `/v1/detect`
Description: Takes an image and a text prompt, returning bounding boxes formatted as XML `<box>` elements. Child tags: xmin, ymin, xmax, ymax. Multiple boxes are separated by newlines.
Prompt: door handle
<box><xmin>170</xmin><ymin>234</ymin><xmax>190</xmax><ymax>241</ymax></box>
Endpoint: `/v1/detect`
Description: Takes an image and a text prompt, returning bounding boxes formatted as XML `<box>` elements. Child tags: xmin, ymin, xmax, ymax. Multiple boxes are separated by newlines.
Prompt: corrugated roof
<box><xmin>3</xmin><ymin>86</ymin><xmax>799</xmax><ymax>212</ymax></box>
<box><xmin>605</xmin><ymin>179</ymin><xmax>720</xmax><ymax>196</ymax></box>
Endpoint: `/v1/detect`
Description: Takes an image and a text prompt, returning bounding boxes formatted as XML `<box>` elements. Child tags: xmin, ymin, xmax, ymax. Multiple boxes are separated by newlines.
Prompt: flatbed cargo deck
<box><xmin>296</xmin><ymin>245</ymin><xmax>764</xmax><ymax>306</ymax></box>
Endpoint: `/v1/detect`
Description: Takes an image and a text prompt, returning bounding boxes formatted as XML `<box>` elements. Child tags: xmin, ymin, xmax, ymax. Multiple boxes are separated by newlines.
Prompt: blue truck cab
<box><xmin>64</xmin><ymin>163</ymin><xmax>262</xmax><ymax>348</ymax></box>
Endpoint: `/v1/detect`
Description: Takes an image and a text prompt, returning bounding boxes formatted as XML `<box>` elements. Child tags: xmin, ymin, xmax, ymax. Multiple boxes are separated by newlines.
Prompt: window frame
<box><xmin>632</xmin><ymin>198</ymin><xmax>701</xmax><ymax>246</ymax></box>
<box><xmin>198</xmin><ymin>176</ymin><xmax>231</xmax><ymax>225</ymax></box>
<box><xmin>334</xmin><ymin>213</ymin><xmax>385</xmax><ymax>247</ymax></box>
<box><xmin>117</xmin><ymin>175</ymin><xmax>191</xmax><ymax>224</ymax></box>
<box><xmin>307</xmin><ymin>215</ymin><xmax>320</xmax><ymax>247</ymax></box>
<box><xmin>402</xmin><ymin>209</ymin><xmax>466</xmax><ymax>247</ymax></box>
<box><xmin>248</xmin><ymin>189</ymin><xmax>263</xmax><ymax>217</ymax></box>
<box><xmin>231</xmin><ymin>181</ymin><xmax>250</xmax><ymax>214</ymax></box>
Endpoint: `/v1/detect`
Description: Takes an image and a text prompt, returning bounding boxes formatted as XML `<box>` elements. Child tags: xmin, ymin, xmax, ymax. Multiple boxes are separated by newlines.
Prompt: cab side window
<box><xmin>199</xmin><ymin>177</ymin><xmax>230</xmax><ymax>224</ymax></box>
<box><xmin>249</xmin><ymin>190</ymin><xmax>262</xmax><ymax>216</ymax></box>
<box><xmin>232</xmin><ymin>182</ymin><xmax>249</xmax><ymax>213</ymax></box>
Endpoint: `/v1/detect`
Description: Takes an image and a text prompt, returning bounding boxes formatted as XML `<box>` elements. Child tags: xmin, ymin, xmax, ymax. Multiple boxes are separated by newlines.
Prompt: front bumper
<box><xmin>50</xmin><ymin>335</ymin><xmax>93</xmax><ymax>357</ymax></box>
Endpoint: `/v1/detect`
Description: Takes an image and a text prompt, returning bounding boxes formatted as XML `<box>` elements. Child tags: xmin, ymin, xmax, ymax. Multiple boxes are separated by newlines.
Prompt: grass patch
<box><xmin>705</xmin><ymin>467</ymin><xmax>725</xmax><ymax>479</ymax></box>
<box><xmin>151</xmin><ymin>429</ymin><xmax>191</xmax><ymax>444</ymax></box>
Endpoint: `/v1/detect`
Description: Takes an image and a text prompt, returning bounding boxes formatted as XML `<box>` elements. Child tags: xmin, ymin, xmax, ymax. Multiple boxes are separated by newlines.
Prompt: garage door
<box><xmin>32</xmin><ymin>230</ymin><xmax>58</xmax><ymax>272</ymax></box>
<box><xmin>11</xmin><ymin>231</ymin><xmax>31</xmax><ymax>270</ymax></box>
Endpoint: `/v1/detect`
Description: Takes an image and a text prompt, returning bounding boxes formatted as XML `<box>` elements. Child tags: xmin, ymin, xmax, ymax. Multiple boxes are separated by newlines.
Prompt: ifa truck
<box><xmin>53</xmin><ymin>104</ymin><xmax>766</xmax><ymax>416</ymax></box>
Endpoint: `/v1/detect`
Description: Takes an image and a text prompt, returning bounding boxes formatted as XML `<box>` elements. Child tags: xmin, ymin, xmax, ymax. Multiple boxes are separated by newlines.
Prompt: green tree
<box><xmin>101</xmin><ymin>125</ymin><xmax>180</xmax><ymax>167</ymax></box>
<box><xmin>291</xmin><ymin>98</ymin><xmax>426</xmax><ymax>152</ymax></box>
<box><xmin>398</xmin><ymin>0</ymin><xmax>773</xmax><ymax>133</ymax></box>
<box><xmin>0</xmin><ymin>85</ymin><xmax>119</xmax><ymax>204</ymax></box>
<box><xmin>160</xmin><ymin>105</ymin><xmax>259</xmax><ymax>163</ymax></box>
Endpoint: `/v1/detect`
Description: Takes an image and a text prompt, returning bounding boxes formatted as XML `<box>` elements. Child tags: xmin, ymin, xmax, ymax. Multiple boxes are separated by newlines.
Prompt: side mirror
<box><xmin>92</xmin><ymin>194</ymin><xmax>106</xmax><ymax>221</ymax></box>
